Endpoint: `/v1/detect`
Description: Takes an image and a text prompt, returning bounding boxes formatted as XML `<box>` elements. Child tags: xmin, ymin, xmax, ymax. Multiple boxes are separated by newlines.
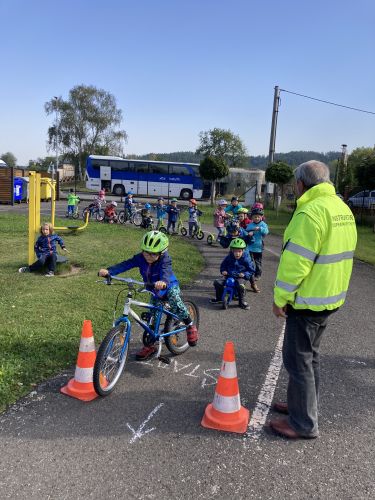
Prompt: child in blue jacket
<box><xmin>18</xmin><ymin>223</ymin><xmax>68</xmax><ymax>276</ymax></box>
<box><xmin>245</xmin><ymin>207</ymin><xmax>269</xmax><ymax>287</ymax></box>
<box><xmin>156</xmin><ymin>197</ymin><xmax>167</xmax><ymax>228</ymax></box>
<box><xmin>98</xmin><ymin>230</ymin><xmax>199</xmax><ymax>360</ymax></box>
<box><xmin>166</xmin><ymin>198</ymin><xmax>180</xmax><ymax>234</ymax></box>
<box><xmin>210</xmin><ymin>238</ymin><xmax>255</xmax><ymax>310</ymax></box>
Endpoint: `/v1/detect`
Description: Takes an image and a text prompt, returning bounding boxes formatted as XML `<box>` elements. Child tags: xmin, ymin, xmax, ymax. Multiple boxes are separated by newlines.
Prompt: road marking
<box><xmin>264</xmin><ymin>247</ymin><xmax>280</xmax><ymax>257</ymax></box>
<box><xmin>126</xmin><ymin>403</ymin><xmax>164</xmax><ymax>443</ymax></box>
<box><xmin>245</xmin><ymin>322</ymin><xmax>285</xmax><ymax>441</ymax></box>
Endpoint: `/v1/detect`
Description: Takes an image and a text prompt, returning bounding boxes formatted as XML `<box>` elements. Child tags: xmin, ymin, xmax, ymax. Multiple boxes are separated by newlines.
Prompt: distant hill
<box><xmin>127</xmin><ymin>150</ymin><xmax>340</xmax><ymax>169</ymax></box>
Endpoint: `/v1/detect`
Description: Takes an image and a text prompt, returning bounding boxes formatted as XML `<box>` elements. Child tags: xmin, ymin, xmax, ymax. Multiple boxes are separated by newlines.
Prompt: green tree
<box><xmin>196</xmin><ymin>128</ymin><xmax>247</xmax><ymax>167</ymax></box>
<box><xmin>45</xmin><ymin>85</ymin><xmax>127</xmax><ymax>179</ymax></box>
<box><xmin>1</xmin><ymin>152</ymin><xmax>17</xmax><ymax>168</ymax></box>
<box><xmin>199</xmin><ymin>156</ymin><xmax>229</xmax><ymax>203</ymax></box>
<box><xmin>265</xmin><ymin>161</ymin><xmax>294</xmax><ymax>205</ymax></box>
<box><xmin>357</xmin><ymin>153</ymin><xmax>375</xmax><ymax>190</ymax></box>
<box><xmin>28</xmin><ymin>156</ymin><xmax>57</xmax><ymax>172</ymax></box>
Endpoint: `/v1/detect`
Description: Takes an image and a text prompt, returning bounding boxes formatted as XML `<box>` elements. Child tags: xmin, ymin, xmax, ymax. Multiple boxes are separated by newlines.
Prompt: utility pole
<box><xmin>268</xmin><ymin>86</ymin><xmax>281</xmax><ymax>166</ymax></box>
<box><xmin>266</xmin><ymin>85</ymin><xmax>281</xmax><ymax>206</ymax></box>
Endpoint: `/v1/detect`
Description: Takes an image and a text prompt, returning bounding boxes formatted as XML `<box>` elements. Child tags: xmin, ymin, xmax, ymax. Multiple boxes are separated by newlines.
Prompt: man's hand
<box><xmin>155</xmin><ymin>281</ymin><xmax>167</xmax><ymax>290</ymax></box>
<box><xmin>98</xmin><ymin>269</ymin><xmax>109</xmax><ymax>277</ymax></box>
<box><xmin>273</xmin><ymin>302</ymin><xmax>287</xmax><ymax>318</ymax></box>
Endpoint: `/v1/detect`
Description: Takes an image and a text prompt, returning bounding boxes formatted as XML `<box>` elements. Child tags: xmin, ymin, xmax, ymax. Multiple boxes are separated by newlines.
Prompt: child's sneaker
<box><xmin>18</xmin><ymin>267</ymin><xmax>29</xmax><ymax>273</ymax></box>
<box><xmin>45</xmin><ymin>271</ymin><xmax>55</xmax><ymax>277</ymax></box>
<box><xmin>209</xmin><ymin>298</ymin><xmax>221</xmax><ymax>304</ymax></box>
<box><xmin>251</xmin><ymin>283</ymin><xmax>260</xmax><ymax>293</ymax></box>
<box><xmin>135</xmin><ymin>345</ymin><xmax>157</xmax><ymax>360</ymax></box>
<box><xmin>239</xmin><ymin>302</ymin><xmax>250</xmax><ymax>310</ymax></box>
<box><xmin>186</xmin><ymin>325</ymin><xmax>199</xmax><ymax>346</ymax></box>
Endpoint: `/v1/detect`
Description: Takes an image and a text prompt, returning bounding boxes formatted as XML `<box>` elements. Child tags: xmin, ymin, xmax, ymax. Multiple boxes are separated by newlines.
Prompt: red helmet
<box><xmin>190</xmin><ymin>198</ymin><xmax>197</xmax><ymax>205</ymax></box>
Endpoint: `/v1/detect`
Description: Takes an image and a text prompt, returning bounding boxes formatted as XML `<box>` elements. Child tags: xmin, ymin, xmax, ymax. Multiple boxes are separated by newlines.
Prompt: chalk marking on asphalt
<box><xmin>264</xmin><ymin>247</ymin><xmax>281</xmax><ymax>257</ymax></box>
<box><xmin>138</xmin><ymin>359</ymin><xmax>219</xmax><ymax>386</ymax></box>
<box><xmin>245</xmin><ymin>322</ymin><xmax>285</xmax><ymax>442</ymax></box>
<box><xmin>126</xmin><ymin>403</ymin><xmax>164</xmax><ymax>443</ymax></box>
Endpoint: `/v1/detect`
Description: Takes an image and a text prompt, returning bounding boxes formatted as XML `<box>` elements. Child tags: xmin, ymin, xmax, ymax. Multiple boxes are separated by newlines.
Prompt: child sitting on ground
<box><xmin>98</xmin><ymin>230</ymin><xmax>199</xmax><ymax>360</ymax></box>
<box><xmin>213</xmin><ymin>199</ymin><xmax>228</xmax><ymax>240</ymax></box>
<box><xmin>188</xmin><ymin>198</ymin><xmax>203</xmax><ymax>237</ymax></box>
<box><xmin>237</xmin><ymin>208</ymin><xmax>251</xmax><ymax>229</ymax></box>
<box><xmin>210</xmin><ymin>238</ymin><xmax>255</xmax><ymax>310</ymax></box>
<box><xmin>166</xmin><ymin>198</ymin><xmax>180</xmax><ymax>234</ymax></box>
<box><xmin>245</xmin><ymin>207</ymin><xmax>269</xmax><ymax>288</ymax></box>
<box><xmin>19</xmin><ymin>223</ymin><xmax>68</xmax><ymax>277</ymax></box>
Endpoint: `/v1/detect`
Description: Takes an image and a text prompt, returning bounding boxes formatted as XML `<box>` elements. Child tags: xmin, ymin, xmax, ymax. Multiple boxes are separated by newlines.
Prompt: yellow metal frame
<box><xmin>28</xmin><ymin>172</ymin><xmax>89</xmax><ymax>264</ymax></box>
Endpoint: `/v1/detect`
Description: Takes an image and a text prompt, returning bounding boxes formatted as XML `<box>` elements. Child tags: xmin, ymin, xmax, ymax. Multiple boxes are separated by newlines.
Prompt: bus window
<box><xmin>92</xmin><ymin>158</ymin><xmax>109</xmax><ymax>167</ymax></box>
<box><xmin>135</xmin><ymin>162</ymin><xmax>149</xmax><ymax>173</ymax></box>
<box><xmin>170</xmin><ymin>165</ymin><xmax>189</xmax><ymax>176</ymax></box>
<box><xmin>110</xmin><ymin>160</ymin><xmax>129</xmax><ymax>171</ymax></box>
<box><xmin>149</xmin><ymin>163</ymin><xmax>169</xmax><ymax>175</ymax></box>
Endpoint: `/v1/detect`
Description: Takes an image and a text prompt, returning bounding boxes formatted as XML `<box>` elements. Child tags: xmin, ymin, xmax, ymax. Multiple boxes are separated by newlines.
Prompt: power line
<box><xmin>279</xmin><ymin>88</ymin><xmax>375</xmax><ymax>116</ymax></box>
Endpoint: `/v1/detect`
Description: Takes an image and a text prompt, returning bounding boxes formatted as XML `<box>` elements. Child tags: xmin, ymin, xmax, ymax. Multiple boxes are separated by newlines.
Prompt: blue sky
<box><xmin>1</xmin><ymin>0</ymin><xmax>374</xmax><ymax>165</ymax></box>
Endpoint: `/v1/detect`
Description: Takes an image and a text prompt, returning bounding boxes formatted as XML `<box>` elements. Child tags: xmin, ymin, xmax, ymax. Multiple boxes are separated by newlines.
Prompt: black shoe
<box><xmin>239</xmin><ymin>302</ymin><xmax>250</xmax><ymax>310</ymax></box>
<box><xmin>209</xmin><ymin>298</ymin><xmax>221</xmax><ymax>304</ymax></box>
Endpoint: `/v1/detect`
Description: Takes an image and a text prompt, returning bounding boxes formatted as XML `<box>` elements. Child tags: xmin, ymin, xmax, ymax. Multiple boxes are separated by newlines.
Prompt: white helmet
<box><xmin>111</xmin><ymin>201</ymin><xmax>118</xmax><ymax>207</ymax></box>
<box><xmin>218</xmin><ymin>199</ymin><xmax>228</xmax><ymax>205</ymax></box>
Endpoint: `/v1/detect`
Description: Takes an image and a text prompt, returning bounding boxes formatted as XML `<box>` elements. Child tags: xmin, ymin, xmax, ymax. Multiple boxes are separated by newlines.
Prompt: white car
<box><xmin>347</xmin><ymin>190</ymin><xmax>375</xmax><ymax>209</ymax></box>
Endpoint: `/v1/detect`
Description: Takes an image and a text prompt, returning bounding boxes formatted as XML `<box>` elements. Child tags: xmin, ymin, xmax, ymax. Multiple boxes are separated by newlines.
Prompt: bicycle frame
<box><xmin>111</xmin><ymin>284</ymin><xmax>188</xmax><ymax>359</ymax></box>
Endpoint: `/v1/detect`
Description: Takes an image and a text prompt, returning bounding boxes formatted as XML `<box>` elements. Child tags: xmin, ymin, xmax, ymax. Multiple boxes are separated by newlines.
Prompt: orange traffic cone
<box><xmin>201</xmin><ymin>341</ymin><xmax>249</xmax><ymax>434</ymax></box>
<box><xmin>60</xmin><ymin>320</ymin><xmax>98</xmax><ymax>402</ymax></box>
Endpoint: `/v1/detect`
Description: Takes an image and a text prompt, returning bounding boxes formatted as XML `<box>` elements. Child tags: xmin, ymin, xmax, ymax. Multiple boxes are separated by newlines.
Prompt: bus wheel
<box><xmin>180</xmin><ymin>189</ymin><xmax>192</xmax><ymax>200</ymax></box>
<box><xmin>113</xmin><ymin>184</ymin><xmax>125</xmax><ymax>196</ymax></box>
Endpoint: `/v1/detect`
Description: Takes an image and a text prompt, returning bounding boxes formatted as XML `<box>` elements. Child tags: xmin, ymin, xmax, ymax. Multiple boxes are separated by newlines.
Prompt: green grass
<box><xmin>265</xmin><ymin>208</ymin><xmax>375</xmax><ymax>265</ymax></box>
<box><xmin>0</xmin><ymin>214</ymin><xmax>204</xmax><ymax>412</ymax></box>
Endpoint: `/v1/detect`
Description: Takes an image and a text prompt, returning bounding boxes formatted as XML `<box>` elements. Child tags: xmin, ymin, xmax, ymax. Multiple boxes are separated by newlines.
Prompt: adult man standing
<box><xmin>271</xmin><ymin>160</ymin><xmax>357</xmax><ymax>439</ymax></box>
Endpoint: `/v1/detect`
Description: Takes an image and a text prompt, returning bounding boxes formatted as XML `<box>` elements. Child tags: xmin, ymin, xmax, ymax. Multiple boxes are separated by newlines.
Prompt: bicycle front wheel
<box><xmin>164</xmin><ymin>300</ymin><xmax>200</xmax><ymax>355</ymax></box>
<box><xmin>196</xmin><ymin>230</ymin><xmax>204</xmax><ymax>240</ymax></box>
<box><xmin>93</xmin><ymin>324</ymin><xmax>130</xmax><ymax>396</ymax></box>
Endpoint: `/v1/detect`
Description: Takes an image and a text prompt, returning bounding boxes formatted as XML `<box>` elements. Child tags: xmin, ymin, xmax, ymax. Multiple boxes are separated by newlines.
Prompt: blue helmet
<box><xmin>144</xmin><ymin>203</ymin><xmax>151</xmax><ymax>210</ymax></box>
<box><xmin>127</xmin><ymin>191</ymin><xmax>133</xmax><ymax>196</ymax></box>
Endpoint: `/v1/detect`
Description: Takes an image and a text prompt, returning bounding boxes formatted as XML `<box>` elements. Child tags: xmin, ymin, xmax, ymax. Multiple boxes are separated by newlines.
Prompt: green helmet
<box><xmin>141</xmin><ymin>231</ymin><xmax>169</xmax><ymax>253</ymax></box>
<box><xmin>230</xmin><ymin>238</ymin><xmax>246</xmax><ymax>250</ymax></box>
<box><xmin>237</xmin><ymin>207</ymin><xmax>249</xmax><ymax>214</ymax></box>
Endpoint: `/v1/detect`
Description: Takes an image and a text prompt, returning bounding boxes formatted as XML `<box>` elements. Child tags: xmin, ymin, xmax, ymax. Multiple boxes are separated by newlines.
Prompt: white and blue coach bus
<box><xmin>85</xmin><ymin>155</ymin><xmax>210</xmax><ymax>200</ymax></box>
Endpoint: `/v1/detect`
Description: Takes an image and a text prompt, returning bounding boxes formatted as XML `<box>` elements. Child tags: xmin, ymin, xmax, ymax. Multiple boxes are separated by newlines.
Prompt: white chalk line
<box><xmin>244</xmin><ymin>322</ymin><xmax>285</xmax><ymax>442</ymax></box>
<box><xmin>264</xmin><ymin>247</ymin><xmax>281</xmax><ymax>257</ymax></box>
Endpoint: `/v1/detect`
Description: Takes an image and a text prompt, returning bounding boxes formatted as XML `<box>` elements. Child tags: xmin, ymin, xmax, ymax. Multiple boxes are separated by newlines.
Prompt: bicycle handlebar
<box><xmin>96</xmin><ymin>275</ymin><xmax>167</xmax><ymax>298</ymax></box>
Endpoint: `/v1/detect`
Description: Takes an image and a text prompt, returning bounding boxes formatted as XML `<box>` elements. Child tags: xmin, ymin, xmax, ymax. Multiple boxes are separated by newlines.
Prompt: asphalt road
<box><xmin>0</xmin><ymin>205</ymin><xmax>374</xmax><ymax>499</ymax></box>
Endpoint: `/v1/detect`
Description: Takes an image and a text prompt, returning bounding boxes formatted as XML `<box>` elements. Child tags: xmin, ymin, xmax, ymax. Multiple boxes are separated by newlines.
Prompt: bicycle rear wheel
<box><xmin>93</xmin><ymin>324</ymin><xmax>130</xmax><ymax>396</ymax></box>
<box><xmin>196</xmin><ymin>230</ymin><xmax>204</xmax><ymax>240</ymax></box>
<box><xmin>118</xmin><ymin>210</ymin><xmax>126</xmax><ymax>224</ymax></box>
<box><xmin>96</xmin><ymin>209</ymin><xmax>105</xmax><ymax>222</ymax></box>
<box><xmin>132</xmin><ymin>212</ymin><xmax>142</xmax><ymax>226</ymax></box>
<box><xmin>180</xmin><ymin>227</ymin><xmax>187</xmax><ymax>236</ymax></box>
<box><xmin>164</xmin><ymin>300</ymin><xmax>200</xmax><ymax>355</ymax></box>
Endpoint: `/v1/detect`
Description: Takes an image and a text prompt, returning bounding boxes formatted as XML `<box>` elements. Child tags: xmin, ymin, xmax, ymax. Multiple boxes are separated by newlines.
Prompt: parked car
<box><xmin>347</xmin><ymin>190</ymin><xmax>375</xmax><ymax>209</ymax></box>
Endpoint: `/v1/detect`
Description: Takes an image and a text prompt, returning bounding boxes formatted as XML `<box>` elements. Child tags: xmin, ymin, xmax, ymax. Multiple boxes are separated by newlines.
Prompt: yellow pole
<box><xmin>28</xmin><ymin>172</ymin><xmax>41</xmax><ymax>265</ymax></box>
<box><xmin>42</xmin><ymin>178</ymin><xmax>56</xmax><ymax>227</ymax></box>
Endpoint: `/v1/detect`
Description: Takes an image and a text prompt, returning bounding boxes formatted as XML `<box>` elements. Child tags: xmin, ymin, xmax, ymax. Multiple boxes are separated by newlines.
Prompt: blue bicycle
<box><xmin>93</xmin><ymin>276</ymin><xmax>199</xmax><ymax>396</ymax></box>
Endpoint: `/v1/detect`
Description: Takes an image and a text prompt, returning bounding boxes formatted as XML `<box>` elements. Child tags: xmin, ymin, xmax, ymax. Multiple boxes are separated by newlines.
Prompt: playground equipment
<box><xmin>28</xmin><ymin>171</ymin><xmax>89</xmax><ymax>265</ymax></box>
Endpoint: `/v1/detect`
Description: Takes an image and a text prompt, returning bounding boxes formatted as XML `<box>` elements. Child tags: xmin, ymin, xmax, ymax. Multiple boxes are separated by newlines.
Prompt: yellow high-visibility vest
<box><xmin>274</xmin><ymin>183</ymin><xmax>357</xmax><ymax>311</ymax></box>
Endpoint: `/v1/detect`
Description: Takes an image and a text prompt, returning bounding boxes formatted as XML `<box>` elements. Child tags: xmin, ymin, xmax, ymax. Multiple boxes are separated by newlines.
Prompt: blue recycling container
<box><xmin>14</xmin><ymin>177</ymin><xmax>23</xmax><ymax>202</ymax></box>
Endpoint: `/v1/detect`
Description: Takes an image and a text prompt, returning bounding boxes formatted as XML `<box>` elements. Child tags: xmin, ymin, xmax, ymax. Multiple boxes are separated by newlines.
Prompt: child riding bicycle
<box><xmin>210</xmin><ymin>238</ymin><xmax>255</xmax><ymax>310</ymax></box>
<box><xmin>98</xmin><ymin>230</ymin><xmax>199</xmax><ymax>360</ymax></box>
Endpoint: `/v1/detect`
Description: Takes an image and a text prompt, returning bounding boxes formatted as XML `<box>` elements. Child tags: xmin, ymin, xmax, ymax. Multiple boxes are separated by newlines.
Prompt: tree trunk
<box><xmin>210</xmin><ymin>181</ymin><xmax>216</xmax><ymax>205</ymax></box>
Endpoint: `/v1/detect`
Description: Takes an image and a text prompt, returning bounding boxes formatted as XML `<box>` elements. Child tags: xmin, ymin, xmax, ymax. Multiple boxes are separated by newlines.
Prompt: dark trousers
<box><xmin>29</xmin><ymin>254</ymin><xmax>57</xmax><ymax>273</ymax></box>
<box><xmin>250</xmin><ymin>252</ymin><xmax>263</xmax><ymax>278</ymax></box>
<box><xmin>283</xmin><ymin>310</ymin><xmax>330</xmax><ymax>436</ymax></box>
<box><xmin>167</xmin><ymin>220</ymin><xmax>176</xmax><ymax>233</ymax></box>
<box><xmin>214</xmin><ymin>278</ymin><xmax>246</xmax><ymax>304</ymax></box>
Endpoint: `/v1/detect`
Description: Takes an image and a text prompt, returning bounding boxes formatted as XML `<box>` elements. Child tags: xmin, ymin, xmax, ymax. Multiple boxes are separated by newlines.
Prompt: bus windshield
<box><xmin>85</xmin><ymin>155</ymin><xmax>210</xmax><ymax>200</ymax></box>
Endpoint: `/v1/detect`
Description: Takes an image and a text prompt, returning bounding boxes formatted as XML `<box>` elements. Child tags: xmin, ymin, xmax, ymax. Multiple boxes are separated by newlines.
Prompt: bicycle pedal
<box><xmin>158</xmin><ymin>355</ymin><xmax>171</xmax><ymax>365</ymax></box>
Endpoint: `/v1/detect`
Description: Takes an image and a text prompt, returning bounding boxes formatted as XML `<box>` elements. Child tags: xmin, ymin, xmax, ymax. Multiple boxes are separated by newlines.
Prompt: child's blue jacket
<box><xmin>166</xmin><ymin>205</ymin><xmax>179</xmax><ymax>222</ymax></box>
<box><xmin>156</xmin><ymin>205</ymin><xmax>167</xmax><ymax>219</ymax></box>
<box><xmin>107</xmin><ymin>251</ymin><xmax>179</xmax><ymax>290</ymax></box>
<box><xmin>220</xmin><ymin>253</ymin><xmax>255</xmax><ymax>280</ymax></box>
<box><xmin>34</xmin><ymin>234</ymin><xmax>65</xmax><ymax>258</ymax></box>
<box><xmin>245</xmin><ymin>221</ymin><xmax>269</xmax><ymax>253</ymax></box>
